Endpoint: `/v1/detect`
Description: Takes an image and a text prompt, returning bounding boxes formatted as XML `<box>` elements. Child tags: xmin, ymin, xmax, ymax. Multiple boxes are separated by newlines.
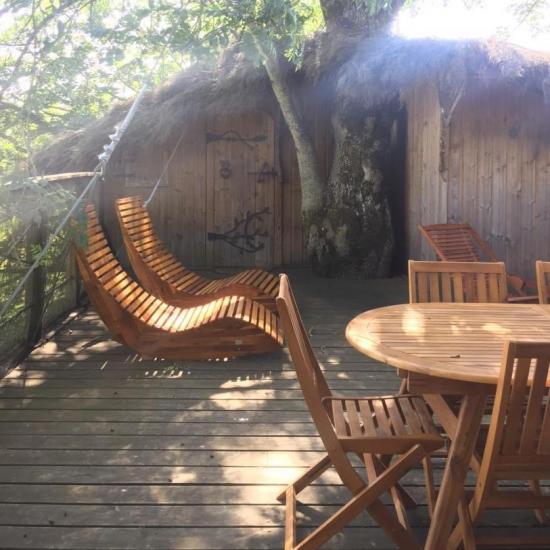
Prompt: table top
<box><xmin>346</xmin><ymin>303</ymin><xmax>550</xmax><ymax>385</ymax></box>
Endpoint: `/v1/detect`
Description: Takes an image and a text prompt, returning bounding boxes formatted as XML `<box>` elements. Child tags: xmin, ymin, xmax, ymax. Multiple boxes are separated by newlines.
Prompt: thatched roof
<box><xmin>338</xmin><ymin>37</ymin><xmax>550</xmax><ymax>113</ymax></box>
<box><xmin>34</xmin><ymin>52</ymin><xmax>274</xmax><ymax>174</ymax></box>
<box><xmin>36</xmin><ymin>37</ymin><xmax>550</xmax><ymax>174</ymax></box>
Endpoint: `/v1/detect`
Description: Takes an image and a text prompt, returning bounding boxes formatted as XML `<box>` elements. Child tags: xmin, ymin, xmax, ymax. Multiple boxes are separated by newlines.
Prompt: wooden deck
<box><xmin>0</xmin><ymin>272</ymin><xmax>544</xmax><ymax>548</ymax></box>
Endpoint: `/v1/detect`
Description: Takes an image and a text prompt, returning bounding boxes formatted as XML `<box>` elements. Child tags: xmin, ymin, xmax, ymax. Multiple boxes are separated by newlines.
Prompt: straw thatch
<box><xmin>34</xmin><ymin>52</ymin><xmax>275</xmax><ymax>174</ymax></box>
<box><xmin>337</xmin><ymin>37</ymin><xmax>550</xmax><ymax>114</ymax></box>
<box><xmin>36</xmin><ymin>37</ymin><xmax>550</xmax><ymax>174</ymax></box>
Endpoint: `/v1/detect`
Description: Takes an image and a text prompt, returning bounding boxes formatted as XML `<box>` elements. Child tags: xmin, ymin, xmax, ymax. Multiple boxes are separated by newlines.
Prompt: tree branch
<box><xmin>0</xmin><ymin>0</ymin><xmax>86</xmax><ymax>103</ymax></box>
<box><xmin>251</xmin><ymin>31</ymin><xmax>324</xmax><ymax>214</ymax></box>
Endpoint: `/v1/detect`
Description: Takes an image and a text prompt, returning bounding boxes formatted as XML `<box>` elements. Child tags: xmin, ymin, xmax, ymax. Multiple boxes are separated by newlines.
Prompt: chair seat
<box><xmin>325</xmin><ymin>394</ymin><xmax>443</xmax><ymax>455</ymax></box>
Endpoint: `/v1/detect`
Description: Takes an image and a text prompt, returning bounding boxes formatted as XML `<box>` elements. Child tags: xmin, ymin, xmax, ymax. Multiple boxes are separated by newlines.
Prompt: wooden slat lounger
<box><xmin>116</xmin><ymin>196</ymin><xmax>279</xmax><ymax>308</ymax></box>
<box><xmin>418</xmin><ymin>222</ymin><xmax>537</xmax><ymax>302</ymax></box>
<box><xmin>75</xmin><ymin>205</ymin><xmax>283</xmax><ymax>360</ymax></box>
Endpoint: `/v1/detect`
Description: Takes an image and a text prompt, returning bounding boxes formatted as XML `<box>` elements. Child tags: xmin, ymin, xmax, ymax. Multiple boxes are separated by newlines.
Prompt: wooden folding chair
<box><xmin>406</xmin><ymin>260</ymin><xmax>507</xmax><ymax>400</ymax></box>
<box><xmin>536</xmin><ymin>261</ymin><xmax>550</xmax><ymax>304</ymax></box>
<box><xmin>408</xmin><ymin>260</ymin><xmax>508</xmax><ymax>304</ymax></box>
<box><xmin>276</xmin><ymin>274</ymin><xmax>443</xmax><ymax>549</ymax></box>
<box><xmin>418</xmin><ymin>223</ymin><xmax>536</xmax><ymax>302</ymax></box>
<box><xmin>449</xmin><ymin>341</ymin><xmax>550</xmax><ymax>549</ymax></box>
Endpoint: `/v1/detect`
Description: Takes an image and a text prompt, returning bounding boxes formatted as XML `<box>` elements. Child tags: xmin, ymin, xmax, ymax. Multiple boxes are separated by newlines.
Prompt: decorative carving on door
<box><xmin>219</xmin><ymin>160</ymin><xmax>232</xmax><ymax>179</ymax></box>
<box><xmin>205</xmin><ymin>113</ymin><xmax>279</xmax><ymax>267</ymax></box>
<box><xmin>207</xmin><ymin>207</ymin><xmax>270</xmax><ymax>254</ymax></box>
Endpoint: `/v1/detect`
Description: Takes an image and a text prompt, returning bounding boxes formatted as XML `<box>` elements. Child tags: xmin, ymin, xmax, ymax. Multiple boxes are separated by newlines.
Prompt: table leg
<box><xmin>423</xmin><ymin>391</ymin><xmax>488</xmax><ymax>550</ymax></box>
<box><xmin>424</xmin><ymin>394</ymin><xmax>482</xmax><ymax>474</ymax></box>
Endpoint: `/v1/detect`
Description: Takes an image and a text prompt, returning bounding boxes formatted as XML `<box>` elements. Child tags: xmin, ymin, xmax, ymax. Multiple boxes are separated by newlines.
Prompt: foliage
<box><xmin>509</xmin><ymin>0</ymin><xmax>550</xmax><ymax>34</ymax></box>
<box><xmin>0</xmin><ymin>177</ymin><xmax>82</xmax><ymax>363</ymax></box>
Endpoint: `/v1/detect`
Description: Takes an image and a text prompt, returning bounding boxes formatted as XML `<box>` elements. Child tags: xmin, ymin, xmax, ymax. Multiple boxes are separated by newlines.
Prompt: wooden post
<box><xmin>24</xmin><ymin>214</ymin><xmax>47</xmax><ymax>350</ymax></box>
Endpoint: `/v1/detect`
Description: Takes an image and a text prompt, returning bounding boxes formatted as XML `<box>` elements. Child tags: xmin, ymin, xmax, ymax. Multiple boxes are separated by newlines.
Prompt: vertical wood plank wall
<box><xmin>101</xmin><ymin>102</ymin><xmax>332</xmax><ymax>270</ymax></box>
<box><xmin>103</xmin><ymin>118</ymin><xmax>209</xmax><ymax>268</ymax></box>
<box><xmin>406</xmin><ymin>78</ymin><xmax>550</xmax><ymax>280</ymax></box>
<box><xmin>405</xmin><ymin>80</ymin><xmax>445</xmax><ymax>260</ymax></box>
<box><xmin>204</xmin><ymin>113</ymin><xmax>278</xmax><ymax>268</ymax></box>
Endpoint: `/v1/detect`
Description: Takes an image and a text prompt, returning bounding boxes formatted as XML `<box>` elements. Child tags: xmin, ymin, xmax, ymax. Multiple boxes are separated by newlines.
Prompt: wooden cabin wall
<box><xmin>101</xmin><ymin>102</ymin><xmax>332</xmax><ymax>270</ymax></box>
<box><xmin>102</xmin><ymin>118</ymin><xmax>209</xmax><ymax>268</ymax></box>
<box><xmin>406</xmin><ymin>78</ymin><xmax>550</xmax><ymax>280</ymax></box>
<box><xmin>405</xmin><ymin>79</ymin><xmax>445</xmax><ymax>260</ymax></box>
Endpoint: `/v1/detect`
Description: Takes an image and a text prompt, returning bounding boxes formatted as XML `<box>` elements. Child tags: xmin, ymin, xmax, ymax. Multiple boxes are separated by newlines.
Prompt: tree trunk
<box><xmin>320</xmin><ymin>0</ymin><xmax>405</xmax><ymax>34</ymax></box>
<box><xmin>309</xmin><ymin>101</ymin><xmax>395</xmax><ymax>277</ymax></box>
<box><xmin>253</xmin><ymin>0</ymin><xmax>403</xmax><ymax>277</ymax></box>
<box><xmin>306</xmin><ymin>0</ymin><xmax>405</xmax><ymax>278</ymax></box>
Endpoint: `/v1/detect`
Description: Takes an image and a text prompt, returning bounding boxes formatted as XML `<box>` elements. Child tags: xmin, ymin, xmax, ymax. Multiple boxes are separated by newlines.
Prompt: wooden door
<box><xmin>206</xmin><ymin>113</ymin><xmax>281</xmax><ymax>269</ymax></box>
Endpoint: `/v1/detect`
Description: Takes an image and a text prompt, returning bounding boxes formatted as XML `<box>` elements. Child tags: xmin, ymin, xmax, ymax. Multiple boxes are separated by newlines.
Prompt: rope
<box><xmin>144</xmin><ymin>129</ymin><xmax>186</xmax><ymax>207</ymax></box>
<box><xmin>0</xmin><ymin>81</ymin><xmax>150</xmax><ymax>321</ymax></box>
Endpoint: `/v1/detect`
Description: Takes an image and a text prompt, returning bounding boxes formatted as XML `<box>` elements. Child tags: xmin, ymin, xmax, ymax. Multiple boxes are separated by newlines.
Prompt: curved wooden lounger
<box><xmin>75</xmin><ymin>205</ymin><xmax>283</xmax><ymax>360</ymax></box>
<box><xmin>115</xmin><ymin>196</ymin><xmax>279</xmax><ymax>308</ymax></box>
<box><xmin>418</xmin><ymin>222</ymin><xmax>537</xmax><ymax>302</ymax></box>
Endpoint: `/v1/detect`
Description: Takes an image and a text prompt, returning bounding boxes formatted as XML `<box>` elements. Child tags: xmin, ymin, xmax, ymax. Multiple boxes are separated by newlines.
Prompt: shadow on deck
<box><xmin>0</xmin><ymin>271</ymin><xmax>541</xmax><ymax>548</ymax></box>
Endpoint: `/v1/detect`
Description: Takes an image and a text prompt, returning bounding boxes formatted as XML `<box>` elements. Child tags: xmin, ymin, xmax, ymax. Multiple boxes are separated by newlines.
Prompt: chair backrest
<box><xmin>74</xmin><ymin>204</ymin><xmax>144</xmax><ymax>344</ymax></box>
<box><xmin>276</xmin><ymin>274</ymin><xmax>364</xmax><ymax>491</ymax></box>
<box><xmin>408</xmin><ymin>260</ymin><xmax>507</xmax><ymax>303</ymax></box>
<box><xmin>477</xmin><ymin>341</ymin><xmax>550</xmax><ymax>496</ymax></box>
<box><xmin>536</xmin><ymin>261</ymin><xmax>550</xmax><ymax>304</ymax></box>
<box><xmin>276</xmin><ymin>274</ymin><xmax>331</xmax><ymax>403</ymax></box>
<box><xmin>116</xmin><ymin>196</ymin><xmax>199</xmax><ymax>296</ymax></box>
<box><xmin>418</xmin><ymin>223</ymin><xmax>498</xmax><ymax>263</ymax></box>
<box><xmin>80</xmin><ymin>204</ymin><xmax>134</xmax><ymax>299</ymax></box>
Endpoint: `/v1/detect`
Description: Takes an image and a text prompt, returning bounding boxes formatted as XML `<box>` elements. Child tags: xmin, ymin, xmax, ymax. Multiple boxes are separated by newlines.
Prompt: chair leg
<box><xmin>529</xmin><ymin>480</ymin><xmax>549</xmax><ymax>525</ymax></box>
<box><xmin>277</xmin><ymin>455</ymin><xmax>332</xmax><ymax>503</ymax></box>
<box><xmin>422</xmin><ymin>456</ymin><xmax>436</xmax><ymax>518</ymax></box>
<box><xmin>458</xmin><ymin>496</ymin><xmax>476</xmax><ymax>550</ymax></box>
<box><xmin>284</xmin><ymin>486</ymin><xmax>297</xmax><ymax>550</ymax></box>
<box><xmin>448</xmin><ymin>496</ymin><xmax>476</xmax><ymax>550</ymax></box>
<box><xmin>389</xmin><ymin>483</ymin><xmax>412</xmax><ymax>534</ymax></box>
<box><xmin>373</xmin><ymin>453</ymin><xmax>418</xmax><ymax>508</ymax></box>
<box><xmin>364</xmin><ymin>454</ymin><xmax>411</xmax><ymax>534</ymax></box>
<box><xmin>293</xmin><ymin>444</ymin><xmax>427</xmax><ymax>550</ymax></box>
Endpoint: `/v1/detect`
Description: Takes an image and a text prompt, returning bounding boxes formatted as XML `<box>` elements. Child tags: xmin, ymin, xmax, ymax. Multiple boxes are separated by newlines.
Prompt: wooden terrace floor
<box><xmin>0</xmin><ymin>271</ymin><xmax>545</xmax><ymax>548</ymax></box>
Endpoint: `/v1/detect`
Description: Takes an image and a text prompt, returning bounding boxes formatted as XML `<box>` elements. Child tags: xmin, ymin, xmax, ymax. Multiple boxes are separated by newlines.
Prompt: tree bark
<box><xmin>309</xmin><ymin>100</ymin><xmax>395</xmax><ymax>277</ymax></box>
<box><xmin>320</xmin><ymin>0</ymin><xmax>405</xmax><ymax>34</ymax></box>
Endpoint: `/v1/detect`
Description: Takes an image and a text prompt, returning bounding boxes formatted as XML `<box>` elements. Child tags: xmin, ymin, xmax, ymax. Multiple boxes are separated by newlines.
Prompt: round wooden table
<box><xmin>346</xmin><ymin>302</ymin><xmax>550</xmax><ymax>550</ymax></box>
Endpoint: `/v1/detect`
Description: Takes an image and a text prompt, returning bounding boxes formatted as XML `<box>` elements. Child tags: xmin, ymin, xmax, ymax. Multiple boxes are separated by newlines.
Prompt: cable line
<box><xmin>144</xmin><ymin>129</ymin><xmax>186</xmax><ymax>207</ymax></box>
